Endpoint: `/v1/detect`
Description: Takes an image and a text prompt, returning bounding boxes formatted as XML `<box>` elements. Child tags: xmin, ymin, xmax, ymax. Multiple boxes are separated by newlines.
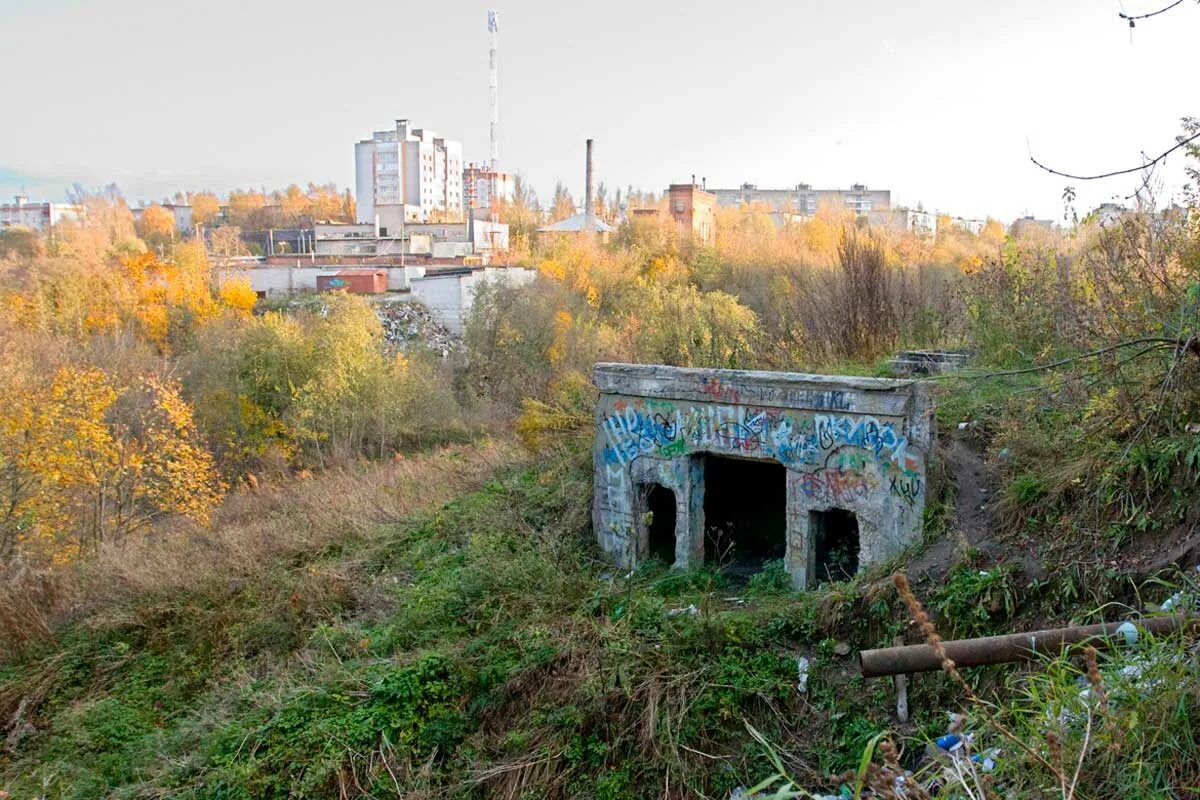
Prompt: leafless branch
<box><xmin>1030</xmin><ymin>130</ymin><xmax>1200</xmax><ymax>181</ymax></box>
<box><xmin>1119</xmin><ymin>0</ymin><xmax>1186</xmax><ymax>24</ymax></box>
<box><xmin>948</xmin><ymin>337</ymin><xmax>1187</xmax><ymax>381</ymax></box>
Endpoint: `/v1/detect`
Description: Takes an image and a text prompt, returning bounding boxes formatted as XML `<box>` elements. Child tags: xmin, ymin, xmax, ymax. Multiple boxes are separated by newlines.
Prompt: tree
<box><xmin>225</xmin><ymin>189</ymin><xmax>268</xmax><ymax>229</ymax></box>
<box><xmin>278</xmin><ymin>184</ymin><xmax>308</xmax><ymax>225</ymax></box>
<box><xmin>595</xmin><ymin>181</ymin><xmax>610</xmax><ymax>221</ymax></box>
<box><xmin>0</xmin><ymin>227</ymin><xmax>43</xmax><ymax>260</ymax></box>
<box><xmin>219</xmin><ymin>278</ymin><xmax>258</xmax><ymax>315</ymax></box>
<box><xmin>209</xmin><ymin>226</ymin><xmax>249</xmax><ymax>257</ymax></box>
<box><xmin>191</xmin><ymin>192</ymin><xmax>221</xmax><ymax>227</ymax></box>
<box><xmin>137</xmin><ymin>204</ymin><xmax>176</xmax><ymax>248</ymax></box>
<box><xmin>551</xmin><ymin>182</ymin><xmax>576</xmax><ymax>221</ymax></box>
<box><xmin>0</xmin><ymin>363</ymin><xmax>222</xmax><ymax>564</ymax></box>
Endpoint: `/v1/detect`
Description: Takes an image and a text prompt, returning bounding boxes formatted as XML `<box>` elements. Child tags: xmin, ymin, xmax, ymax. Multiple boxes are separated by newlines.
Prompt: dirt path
<box><xmin>907</xmin><ymin>431</ymin><xmax>999</xmax><ymax>582</ymax></box>
<box><xmin>908</xmin><ymin>429</ymin><xmax>1055</xmax><ymax>584</ymax></box>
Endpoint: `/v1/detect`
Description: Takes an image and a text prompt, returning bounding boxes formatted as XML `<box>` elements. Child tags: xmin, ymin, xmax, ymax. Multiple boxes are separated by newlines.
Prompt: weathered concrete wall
<box><xmin>592</xmin><ymin>363</ymin><xmax>935</xmax><ymax>588</ymax></box>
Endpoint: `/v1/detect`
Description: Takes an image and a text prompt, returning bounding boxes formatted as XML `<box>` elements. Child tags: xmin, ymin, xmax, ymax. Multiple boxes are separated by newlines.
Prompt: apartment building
<box><xmin>355</xmin><ymin>120</ymin><xmax>464</xmax><ymax>229</ymax></box>
<box><xmin>711</xmin><ymin>183</ymin><xmax>890</xmax><ymax>216</ymax></box>
<box><xmin>1</xmin><ymin>195</ymin><xmax>82</xmax><ymax>231</ymax></box>
<box><xmin>463</xmin><ymin>163</ymin><xmax>515</xmax><ymax>216</ymax></box>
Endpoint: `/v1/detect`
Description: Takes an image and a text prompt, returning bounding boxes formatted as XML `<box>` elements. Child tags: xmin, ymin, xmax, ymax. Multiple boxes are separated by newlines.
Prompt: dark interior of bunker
<box><xmin>703</xmin><ymin>455</ymin><xmax>786</xmax><ymax>577</ymax></box>
<box><xmin>811</xmin><ymin>508</ymin><xmax>860</xmax><ymax>583</ymax></box>
<box><xmin>643</xmin><ymin>484</ymin><xmax>677</xmax><ymax>565</ymax></box>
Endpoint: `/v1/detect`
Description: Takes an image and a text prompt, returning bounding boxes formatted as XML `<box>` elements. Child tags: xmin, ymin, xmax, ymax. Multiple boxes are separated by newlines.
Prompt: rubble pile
<box><xmin>376</xmin><ymin>300</ymin><xmax>461</xmax><ymax>355</ymax></box>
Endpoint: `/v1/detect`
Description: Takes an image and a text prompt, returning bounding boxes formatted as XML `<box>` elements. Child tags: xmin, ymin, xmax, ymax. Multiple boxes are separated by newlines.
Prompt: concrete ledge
<box><xmin>594</xmin><ymin>362</ymin><xmax>918</xmax><ymax>417</ymax></box>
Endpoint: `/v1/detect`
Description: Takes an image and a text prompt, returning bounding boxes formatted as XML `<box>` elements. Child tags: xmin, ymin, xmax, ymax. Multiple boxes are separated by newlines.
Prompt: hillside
<box><xmin>2</xmin><ymin>183</ymin><xmax>1200</xmax><ymax>799</ymax></box>
<box><xmin>3</xmin><ymin>363</ymin><xmax>1199</xmax><ymax>798</ymax></box>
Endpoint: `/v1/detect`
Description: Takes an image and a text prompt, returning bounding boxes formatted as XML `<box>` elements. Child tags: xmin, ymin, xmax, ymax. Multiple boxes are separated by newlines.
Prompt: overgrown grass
<box><xmin>0</xmin><ymin>439</ymin><xmax>942</xmax><ymax>799</ymax></box>
<box><xmin>768</xmin><ymin>573</ymin><xmax>1200</xmax><ymax>800</ymax></box>
<box><xmin>4</xmin><ymin>363</ymin><xmax>1200</xmax><ymax>798</ymax></box>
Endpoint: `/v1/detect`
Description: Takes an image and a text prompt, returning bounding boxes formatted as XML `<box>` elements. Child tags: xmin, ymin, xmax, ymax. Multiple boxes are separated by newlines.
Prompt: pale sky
<box><xmin>1</xmin><ymin>0</ymin><xmax>1195</xmax><ymax>221</ymax></box>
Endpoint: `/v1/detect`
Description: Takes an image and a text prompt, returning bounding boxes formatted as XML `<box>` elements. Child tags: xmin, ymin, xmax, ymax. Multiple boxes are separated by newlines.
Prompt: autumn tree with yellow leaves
<box><xmin>0</xmin><ymin>364</ymin><xmax>222</xmax><ymax>564</ymax></box>
<box><xmin>135</xmin><ymin>204</ymin><xmax>177</xmax><ymax>249</ymax></box>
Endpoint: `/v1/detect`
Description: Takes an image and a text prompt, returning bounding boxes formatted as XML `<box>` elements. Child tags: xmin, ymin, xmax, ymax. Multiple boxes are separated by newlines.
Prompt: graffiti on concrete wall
<box><xmin>598</xmin><ymin>384</ymin><xmax>924</xmax><ymax>511</ymax></box>
<box><xmin>593</xmin><ymin>364</ymin><xmax>935</xmax><ymax>587</ymax></box>
<box><xmin>697</xmin><ymin>376</ymin><xmax>856</xmax><ymax>411</ymax></box>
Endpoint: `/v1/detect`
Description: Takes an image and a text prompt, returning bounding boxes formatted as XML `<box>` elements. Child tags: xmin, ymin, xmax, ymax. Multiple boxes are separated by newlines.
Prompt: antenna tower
<box><xmin>488</xmin><ymin>10</ymin><xmax>500</xmax><ymax>171</ymax></box>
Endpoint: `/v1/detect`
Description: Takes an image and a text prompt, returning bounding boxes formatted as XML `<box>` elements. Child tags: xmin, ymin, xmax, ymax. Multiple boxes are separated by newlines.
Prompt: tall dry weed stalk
<box><xmin>836</xmin><ymin>228</ymin><xmax>900</xmax><ymax>360</ymax></box>
<box><xmin>0</xmin><ymin>564</ymin><xmax>59</xmax><ymax>658</ymax></box>
<box><xmin>893</xmin><ymin>573</ymin><xmax>1100</xmax><ymax>800</ymax></box>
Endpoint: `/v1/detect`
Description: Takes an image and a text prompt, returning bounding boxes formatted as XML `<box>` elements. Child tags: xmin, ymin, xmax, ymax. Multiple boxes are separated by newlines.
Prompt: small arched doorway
<box><xmin>643</xmin><ymin>484</ymin><xmax>677</xmax><ymax>565</ymax></box>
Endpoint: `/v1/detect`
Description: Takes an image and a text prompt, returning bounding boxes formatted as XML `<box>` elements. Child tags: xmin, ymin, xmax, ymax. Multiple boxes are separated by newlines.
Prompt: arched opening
<box><xmin>643</xmin><ymin>484</ymin><xmax>677</xmax><ymax>565</ymax></box>
<box><xmin>702</xmin><ymin>455</ymin><xmax>787</xmax><ymax>577</ymax></box>
<box><xmin>810</xmin><ymin>508</ymin><xmax>860</xmax><ymax>584</ymax></box>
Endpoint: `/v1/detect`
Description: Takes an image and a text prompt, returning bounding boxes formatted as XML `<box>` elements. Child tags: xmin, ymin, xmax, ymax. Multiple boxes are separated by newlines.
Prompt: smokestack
<box><xmin>585</xmin><ymin>139</ymin><xmax>595</xmax><ymax>218</ymax></box>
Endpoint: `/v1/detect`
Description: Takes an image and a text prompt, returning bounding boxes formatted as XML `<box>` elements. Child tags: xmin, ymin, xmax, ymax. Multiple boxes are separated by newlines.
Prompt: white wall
<box><xmin>215</xmin><ymin>265</ymin><xmax>430</xmax><ymax>295</ymax></box>
<box><xmin>355</xmin><ymin>140</ymin><xmax>376</xmax><ymax>224</ymax></box>
<box><xmin>412</xmin><ymin>267</ymin><xmax>534</xmax><ymax>333</ymax></box>
<box><xmin>214</xmin><ymin>265</ymin><xmax>536</xmax><ymax>335</ymax></box>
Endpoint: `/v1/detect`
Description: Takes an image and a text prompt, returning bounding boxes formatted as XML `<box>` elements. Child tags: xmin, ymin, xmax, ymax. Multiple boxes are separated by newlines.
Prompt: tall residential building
<box><xmin>355</xmin><ymin>120</ymin><xmax>464</xmax><ymax>232</ymax></box>
<box><xmin>463</xmin><ymin>163</ymin><xmax>515</xmax><ymax>217</ymax></box>
<box><xmin>711</xmin><ymin>183</ymin><xmax>890</xmax><ymax>216</ymax></box>
<box><xmin>0</xmin><ymin>195</ymin><xmax>82</xmax><ymax>232</ymax></box>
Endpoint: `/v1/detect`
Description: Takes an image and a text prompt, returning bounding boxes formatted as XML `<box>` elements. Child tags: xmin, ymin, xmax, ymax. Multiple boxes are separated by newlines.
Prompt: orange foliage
<box><xmin>136</xmin><ymin>204</ymin><xmax>176</xmax><ymax>245</ymax></box>
<box><xmin>219</xmin><ymin>278</ymin><xmax>259</xmax><ymax>315</ymax></box>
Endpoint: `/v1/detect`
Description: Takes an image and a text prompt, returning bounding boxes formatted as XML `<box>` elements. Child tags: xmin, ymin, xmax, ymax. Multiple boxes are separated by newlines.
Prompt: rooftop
<box><xmin>538</xmin><ymin>213</ymin><xmax>615</xmax><ymax>234</ymax></box>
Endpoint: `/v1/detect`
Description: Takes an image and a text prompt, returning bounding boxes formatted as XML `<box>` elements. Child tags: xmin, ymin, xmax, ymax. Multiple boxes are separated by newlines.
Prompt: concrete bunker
<box><xmin>593</xmin><ymin>363</ymin><xmax>934</xmax><ymax>589</ymax></box>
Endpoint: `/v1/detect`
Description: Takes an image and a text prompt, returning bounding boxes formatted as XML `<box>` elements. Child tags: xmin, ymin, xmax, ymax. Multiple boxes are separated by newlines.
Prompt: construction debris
<box><xmin>376</xmin><ymin>300</ymin><xmax>461</xmax><ymax>355</ymax></box>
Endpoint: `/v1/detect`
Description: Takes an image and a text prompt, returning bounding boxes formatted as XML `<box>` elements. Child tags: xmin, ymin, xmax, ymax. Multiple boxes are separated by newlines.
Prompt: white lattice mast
<box><xmin>488</xmin><ymin>10</ymin><xmax>500</xmax><ymax>171</ymax></box>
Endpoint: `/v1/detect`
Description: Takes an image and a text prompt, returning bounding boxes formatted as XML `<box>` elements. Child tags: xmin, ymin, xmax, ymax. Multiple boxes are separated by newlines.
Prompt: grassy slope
<box><xmin>3</xmin><ymin>383</ymin><xmax>1200</xmax><ymax>798</ymax></box>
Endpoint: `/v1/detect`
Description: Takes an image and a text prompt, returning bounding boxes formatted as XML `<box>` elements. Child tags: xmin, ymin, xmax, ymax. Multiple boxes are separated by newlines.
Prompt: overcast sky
<box><xmin>1</xmin><ymin>0</ymin><xmax>1195</xmax><ymax>221</ymax></box>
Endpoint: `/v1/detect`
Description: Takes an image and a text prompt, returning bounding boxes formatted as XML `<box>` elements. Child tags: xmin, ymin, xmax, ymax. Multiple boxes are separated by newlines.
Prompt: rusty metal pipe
<box><xmin>860</xmin><ymin>616</ymin><xmax>1196</xmax><ymax>678</ymax></box>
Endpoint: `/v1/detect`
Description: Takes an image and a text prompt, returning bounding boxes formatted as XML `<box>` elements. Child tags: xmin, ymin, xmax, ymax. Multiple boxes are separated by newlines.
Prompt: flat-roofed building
<box><xmin>1</xmin><ymin>195</ymin><xmax>82</xmax><ymax>232</ymax></box>
<box><xmin>711</xmin><ymin>183</ymin><xmax>890</xmax><ymax>216</ymax></box>
<box><xmin>463</xmin><ymin>164</ymin><xmax>515</xmax><ymax>216</ymax></box>
<box><xmin>667</xmin><ymin>182</ymin><xmax>717</xmax><ymax>244</ymax></box>
<box><xmin>355</xmin><ymin>119</ymin><xmax>464</xmax><ymax>226</ymax></box>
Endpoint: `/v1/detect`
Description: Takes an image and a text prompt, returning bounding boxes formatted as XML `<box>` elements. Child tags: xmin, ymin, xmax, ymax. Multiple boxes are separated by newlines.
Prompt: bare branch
<box><xmin>1030</xmin><ymin>130</ymin><xmax>1200</xmax><ymax>181</ymax></box>
<box><xmin>1119</xmin><ymin>0</ymin><xmax>1186</xmax><ymax>25</ymax></box>
<box><xmin>940</xmin><ymin>337</ymin><xmax>1187</xmax><ymax>382</ymax></box>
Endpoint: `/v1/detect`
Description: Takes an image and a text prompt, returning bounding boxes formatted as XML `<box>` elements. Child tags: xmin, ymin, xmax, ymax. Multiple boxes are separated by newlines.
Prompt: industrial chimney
<box><xmin>585</xmin><ymin>139</ymin><xmax>595</xmax><ymax>218</ymax></box>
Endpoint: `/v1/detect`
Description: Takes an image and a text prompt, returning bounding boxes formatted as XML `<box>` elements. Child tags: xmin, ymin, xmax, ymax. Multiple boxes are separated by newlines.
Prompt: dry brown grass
<box><xmin>0</xmin><ymin>438</ymin><xmax>519</xmax><ymax>659</ymax></box>
<box><xmin>0</xmin><ymin>566</ymin><xmax>59</xmax><ymax>659</ymax></box>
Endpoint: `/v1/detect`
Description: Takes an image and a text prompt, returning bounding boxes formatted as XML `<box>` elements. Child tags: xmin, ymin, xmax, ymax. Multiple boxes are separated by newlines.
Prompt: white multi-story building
<box><xmin>711</xmin><ymin>183</ymin><xmax>890</xmax><ymax>216</ymax></box>
<box><xmin>312</xmin><ymin>220</ymin><xmax>509</xmax><ymax>257</ymax></box>
<box><xmin>355</xmin><ymin>120</ymin><xmax>464</xmax><ymax>231</ymax></box>
<box><xmin>869</xmin><ymin>208</ymin><xmax>938</xmax><ymax>239</ymax></box>
<box><xmin>948</xmin><ymin>217</ymin><xmax>986</xmax><ymax>235</ymax></box>
<box><xmin>0</xmin><ymin>195</ymin><xmax>82</xmax><ymax>232</ymax></box>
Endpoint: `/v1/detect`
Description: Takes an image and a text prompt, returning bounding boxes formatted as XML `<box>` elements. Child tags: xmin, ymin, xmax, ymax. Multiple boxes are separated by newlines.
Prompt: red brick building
<box><xmin>667</xmin><ymin>183</ymin><xmax>717</xmax><ymax>244</ymax></box>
